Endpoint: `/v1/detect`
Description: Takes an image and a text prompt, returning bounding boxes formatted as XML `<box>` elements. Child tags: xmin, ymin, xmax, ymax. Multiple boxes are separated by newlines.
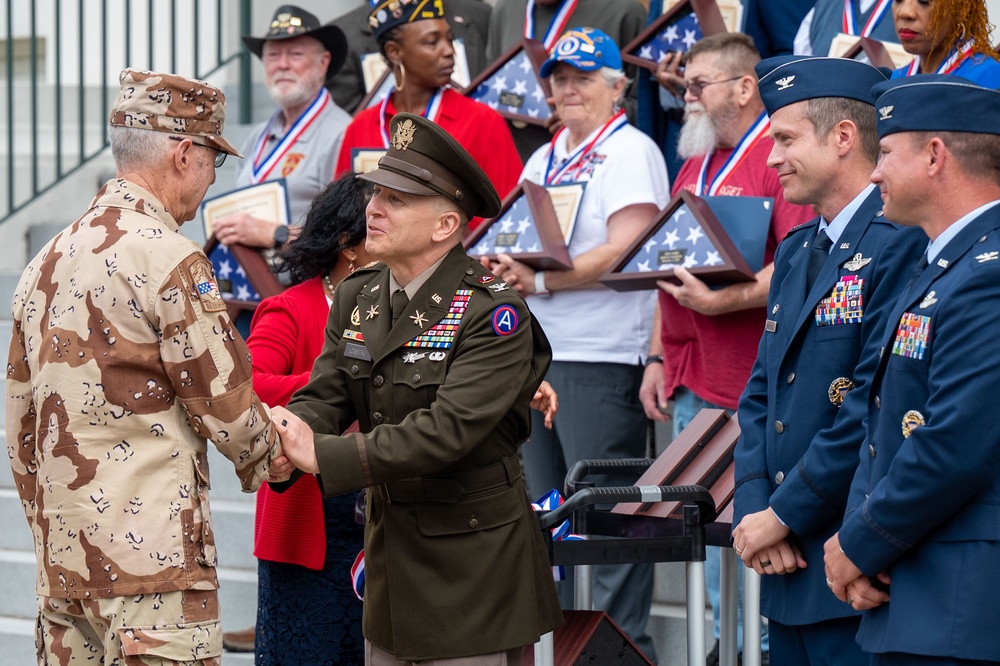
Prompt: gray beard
<box><xmin>676</xmin><ymin>109</ymin><xmax>718</xmax><ymax>160</ymax></box>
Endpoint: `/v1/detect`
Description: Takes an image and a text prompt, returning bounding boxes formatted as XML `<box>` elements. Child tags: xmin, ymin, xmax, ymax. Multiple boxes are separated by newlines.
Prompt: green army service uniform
<box><xmin>287</xmin><ymin>245</ymin><xmax>563</xmax><ymax>660</ymax></box>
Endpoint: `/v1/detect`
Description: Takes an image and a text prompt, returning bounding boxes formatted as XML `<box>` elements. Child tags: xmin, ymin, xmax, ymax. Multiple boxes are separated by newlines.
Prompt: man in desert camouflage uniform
<box><xmin>5</xmin><ymin>68</ymin><xmax>289</xmax><ymax>665</ymax></box>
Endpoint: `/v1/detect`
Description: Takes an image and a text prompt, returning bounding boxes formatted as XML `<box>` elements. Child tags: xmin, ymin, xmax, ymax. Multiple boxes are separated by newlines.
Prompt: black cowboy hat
<box><xmin>242</xmin><ymin>5</ymin><xmax>348</xmax><ymax>81</ymax></box>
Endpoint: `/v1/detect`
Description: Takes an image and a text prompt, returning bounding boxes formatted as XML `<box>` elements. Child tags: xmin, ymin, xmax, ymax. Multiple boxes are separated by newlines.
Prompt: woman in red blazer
<box><xmin>249</xmin><ymin>175</ymin><xmax>373</xmax><ymax>665</ymax></box>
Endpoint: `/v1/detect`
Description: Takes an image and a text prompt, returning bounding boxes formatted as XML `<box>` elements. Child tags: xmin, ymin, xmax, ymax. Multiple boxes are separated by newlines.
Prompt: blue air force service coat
<box><xmin>840</xmin><ymin>204</ymin><xmax>1000</xmax><ymax>661</ymax></box>
<box><xmin>285</xmin><ymin>244</ymin><xmax>562</xmax><ymax>661</ymax></box>
<box><xmin>734</xmin><ymin>188</ymin><xmax>926</xmax><ymax>626</ymax></box>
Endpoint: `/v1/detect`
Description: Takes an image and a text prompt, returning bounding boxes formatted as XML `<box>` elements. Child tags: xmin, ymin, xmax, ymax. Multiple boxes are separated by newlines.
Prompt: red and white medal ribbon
<box><xmin>842</xmin><ymin>0</ymin><xmax>892</xmax><ymax>37</ymax></box>
<box><xmin>694</xmin><ymin>112</ymin><xmax>770</xmax><ymax>197</ymax></box>
<box><xmin>903</xmin><ymin>39</ymin><xmax>975</xmax><ymax>76</ymax></box>
<box><xmin>525</xmin><ymin>0</ymin><xmax>579</xmax><ymax>50</ymax></box>
<box><xmin>543</xmin><ymin>109</ymin><xmax>628</xmax><ymax>185</ymax></box>
<box><xmin>250</xmin><ymin>87</ymin><xmax>330</xmax><ymax>184</ymax></box>
<box><xmin>377</xmin><ymin>87</ymin><xmax>445</xmax><ymax>148</ymax></box>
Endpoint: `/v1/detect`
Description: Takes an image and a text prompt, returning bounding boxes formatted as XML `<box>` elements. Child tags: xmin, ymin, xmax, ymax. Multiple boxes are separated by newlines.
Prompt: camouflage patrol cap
<box><xmin>109</xmin><ymin>68</ymin><xmax>242</xmax><ymax>157</ymax></box>
<box><xmin>358</xmin><ymin>113</ymin><xmax>501</xmax><ymax>219</ymax></box>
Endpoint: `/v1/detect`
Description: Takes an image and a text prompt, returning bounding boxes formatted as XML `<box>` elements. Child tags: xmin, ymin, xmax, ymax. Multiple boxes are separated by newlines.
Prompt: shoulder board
<box><xmin>461</xmin><ymin>261</ymin><xmax>517</xmax><ymax>299</ymax></box>
<box><xmin>785</xmin><ymin>218</ymin><xmax>819</xmax><ymax>238</ymax></box>
<box><xmin>343</xmin><ymin>261</ymin><xmax>384</xmax><ymax>281</ymax></box>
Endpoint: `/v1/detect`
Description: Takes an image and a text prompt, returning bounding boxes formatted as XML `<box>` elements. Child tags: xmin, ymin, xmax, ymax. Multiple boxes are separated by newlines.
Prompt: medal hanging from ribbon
<box><xmin>378</xmin><ymin>87</ymin><xmax>444</xmax><ymax>148</ymax></box>
<box><xmin>543</xmin><ymin>109</ymin><xmax>628</xmax><ymax>185</ymax></box>
<box><xmin>842</xmin><ymin>0</ymin><xmax>892</xmax><ymax>38</ymax></box>
<box><xmin>249</xmin><ymin>87</ymin><xmax>330</xmax><ymax>184</ymax></box>
<box><xmin>531</xmin><ymin>489</ymin><xmax>584</xmax><ymax>581</ymax></box>
<box><xmin>903</xmin><ymin>39</ymin><xmax>975</xmax><ymax>76</ymax></box>
<box><xmin>694</xmin><ymin>112</ymin><xmax>770</xmax><ymax>197</ymax></box>
<box><xmin>525</xmin><ymin>0</ymin><xmax>579</xmax><ymax>50</ymax></box>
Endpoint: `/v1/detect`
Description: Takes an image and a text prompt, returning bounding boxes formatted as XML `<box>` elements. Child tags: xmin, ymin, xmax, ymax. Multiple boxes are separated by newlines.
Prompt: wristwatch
<box><xmin>534</xmin><ymin>271</ymin><xmax>551</xmax><ymax>297</ymax></box>
<box><xmin>644</xmin><ymin>355</ymin><xmax>664</xmax><ymax>367</ymax></box>
<box><xmin>272</xmin><ymin>225</ymin><xmax>290</xmax><ymax>248</ymax></box>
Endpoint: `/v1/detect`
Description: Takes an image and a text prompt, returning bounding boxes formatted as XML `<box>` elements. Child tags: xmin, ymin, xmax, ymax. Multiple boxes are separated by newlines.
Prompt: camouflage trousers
<box><xmin>36</xmin><ymin>588</ymin><xmax>222</xmax><ymax>665</ymax></box>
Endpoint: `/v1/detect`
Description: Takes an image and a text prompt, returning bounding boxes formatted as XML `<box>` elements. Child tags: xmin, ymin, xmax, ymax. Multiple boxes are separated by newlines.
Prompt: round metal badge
<box><xmin>901</xmin><ymin>410</ymin><xmax>925</xmax><ymax>438</ymax></box>
<box><xmin>828</xmin><ymin>377</ymin><xmax>854</xmax><ymax>407</ymax></box>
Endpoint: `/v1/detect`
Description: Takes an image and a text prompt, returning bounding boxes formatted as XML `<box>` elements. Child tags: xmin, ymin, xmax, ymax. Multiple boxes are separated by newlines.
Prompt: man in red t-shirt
<box><xmin>639</xmin><ymin>33</ymin><xmax>813</xmax><ymax>663</ymax></box>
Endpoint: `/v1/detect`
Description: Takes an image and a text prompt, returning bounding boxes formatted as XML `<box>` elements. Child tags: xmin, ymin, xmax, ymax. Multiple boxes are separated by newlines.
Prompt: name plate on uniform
<box><xmin>463</xmin><ymin>180</ymin><xmax>575</xmax><ymax>270</ymax></box>
<box><xmin>600</xmin><ymin>190</ymin><xmax>755</xmax><ymax>291</ymax></box>
<box><xmin>622</xmin><ymin>0</ymin><xmax>730</xmax><ymax>72</ymax></box>
<box><xmin>462</xmin><ymin>38</ymin><xmax>553</xmax><ymax>127</ymax></box>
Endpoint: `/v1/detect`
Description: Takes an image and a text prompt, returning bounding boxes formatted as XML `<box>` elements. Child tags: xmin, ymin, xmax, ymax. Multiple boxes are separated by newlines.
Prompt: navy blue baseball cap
<box><xmin>871</xmin><ymin>74</ymin><xmax>1000</xmax><ymax>138</ymax></box>
<box><xmin>369</xmin><ymin>0</ymin><xmax>445</xmax><ymax>43</ymax></box>
<box><xmin>756</xmin><ymin>56</ymin><xmax>890</xmax><ymax>115</ymax></box>
<box><xmin>539</xmin><ymin>27</ymin><xmax>623</xmax><ymax>78</ymax></box>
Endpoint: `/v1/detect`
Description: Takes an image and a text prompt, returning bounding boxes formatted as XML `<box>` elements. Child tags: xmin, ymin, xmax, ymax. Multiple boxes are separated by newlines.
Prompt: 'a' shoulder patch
<box><xmin>190</xmin><ymin>257</ymin><xmax>226</xmax><ymax>312</ymax></box>
<box><xmin>491</xmin><ymin>304</ymin><xmax>519</xmax><ymax>336</ymax></box>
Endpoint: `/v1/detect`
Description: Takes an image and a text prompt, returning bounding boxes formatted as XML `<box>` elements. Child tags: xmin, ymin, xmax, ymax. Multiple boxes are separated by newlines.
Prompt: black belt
<box><xmin>377</xmin><ymin>455</ymin><xmax>521</xmax><ymax>503</ymax></box>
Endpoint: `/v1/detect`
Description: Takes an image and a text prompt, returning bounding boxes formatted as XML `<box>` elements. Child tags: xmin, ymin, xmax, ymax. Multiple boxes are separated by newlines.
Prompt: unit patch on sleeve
<box><xmin>190</xmin><ymin>257</ymin><xmax>226</xmax><ymax>312</ymax></box>
<box><xmin>491</xmin><ymin>305</ymin><xmax>519</xmax><ymax>337</ymax></box>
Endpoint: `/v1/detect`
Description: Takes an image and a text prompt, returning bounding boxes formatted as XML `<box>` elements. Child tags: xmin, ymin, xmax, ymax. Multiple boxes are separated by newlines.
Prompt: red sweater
<box><xmin>249</xmin><ymin>277</ymin><xmax>330</xmax><ymax>570</ymax></box>
<box><xmin>659</xmin><ymin>138</ymin><xmax>814</xmax><ymax>409</ymax></box>
<box><xmin>335</xmin><ymin>88</ymin><xmax>522</xmax><ymax>228</ymax></box>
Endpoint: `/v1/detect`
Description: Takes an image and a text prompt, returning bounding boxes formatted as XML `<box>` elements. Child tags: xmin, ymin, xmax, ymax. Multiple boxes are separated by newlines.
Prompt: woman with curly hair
<box><xmin>891</xmin><ymin>0</ymin><xmax>1000</xmax><ymax>86</ymax></box>
<box><xmin>248</xmin><ymin>173</ymin><xmax>372</xmax><ymax>665</ymax></box>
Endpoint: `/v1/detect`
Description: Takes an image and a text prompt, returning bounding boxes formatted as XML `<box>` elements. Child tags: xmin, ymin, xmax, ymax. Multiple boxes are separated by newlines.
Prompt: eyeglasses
<box><xmin>169</xmin><ymin>135</ymin><xmax>227</xmax><ymax>168</ymax></box>
<box><xmin>683</xmin><ymin>76</ymin><xmax>743</xmax><ymax>97</ymax></box>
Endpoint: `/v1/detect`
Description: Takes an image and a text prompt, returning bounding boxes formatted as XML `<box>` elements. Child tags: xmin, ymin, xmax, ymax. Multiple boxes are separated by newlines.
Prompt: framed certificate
<box><xmin>202</xmin><ymin>236</ymin><xmax>285</xmax><ymax>319</ymax></box>
<box><xmin>201</xmin><ymin>179</ymin><xmax>290</xmax><ymax>240</ymax></box>
<box><xmin>600</xmin><ymin>190</ymin><xmax>755</xmax><ymax>291</ymax></box>
<box><xmin>546</xmin><ymin>181</ymin><xmax>585</xmax><ymax>244</ymax></box>
<box><xmin>622</xmin><ymin>0</ymin><xmax>729</xmax><ymax>72</ymax></box>
<box><xmin>351</xmin><ymin>148</ymin><xmax>386</xmax><ymax>174</ymax></box>
<box><xmin>463</xmin><ymin>180</ymin><xmax>574</xmax><ymax>270</ymax></box>
<box><xmin>462</xmin><ymin>39</ymin><xmax>554</xmax><ymax>127</ymax></box>
<box><xmin>840</xmin><ymin>35</ymin><xmax>912</xmax><ymax>69</ymax></box>
<box><xmin>354</xmin><ymin>68</ymin><xmax>395</xmax><ymax>114</ymax></box>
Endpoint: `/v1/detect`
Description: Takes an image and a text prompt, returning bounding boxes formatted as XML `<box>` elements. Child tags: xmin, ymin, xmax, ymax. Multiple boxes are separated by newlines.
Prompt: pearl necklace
<box><xmin>323</xmin><ymin>275</ymin><xmax>335</xmax><ymax>298</ymax></box>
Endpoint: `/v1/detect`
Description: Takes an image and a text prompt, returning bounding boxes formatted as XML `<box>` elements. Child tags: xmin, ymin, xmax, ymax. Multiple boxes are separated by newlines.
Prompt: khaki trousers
<box><xmin>366</xmin><ymin>640</ymin><xmax>524</xmax><ymax>665</ymax></box>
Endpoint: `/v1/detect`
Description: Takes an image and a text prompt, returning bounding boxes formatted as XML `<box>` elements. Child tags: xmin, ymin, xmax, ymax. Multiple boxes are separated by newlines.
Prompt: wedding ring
<box><xmin>734</xmin><ymin>545</ymin><xmax>744</xmax><ymax>555</ymax></box>
<box><xmin>759</xmin><ymin>560</ymin><xmax>771</xmax><ymax>567</ymax></box>
<box><xmin>826</xmin><ymin>577</ymin><xmax>834</xmax><ymax>587</ymax></box>
<box><xmin>848</xmin><ymin>596</ymin><xmax>855</xmax><ymax>605</ymax></box>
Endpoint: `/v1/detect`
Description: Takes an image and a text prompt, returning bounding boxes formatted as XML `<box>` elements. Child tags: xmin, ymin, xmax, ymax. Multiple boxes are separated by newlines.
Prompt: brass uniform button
<box><xmin>468</xmin><ymin>517</ymin><xmax>479</xmax><ymax>528</ymax></box>
<box><xmin>372</xmin><ymin>411</ymin><xmax>384</xmax><ymax>424</ymax></box>
<box><xmin>373</xmin><ymin>375</ymin><xmax>385</xmax><ymax>388</ymax></box>
<box><xmin>775</xmin><ymin>471</ymin><xmax>785</xmax><ymax>485</ymax></box>
<box><xmin>775</xmin><ymin>421</ymin><xmax>785</xmax><ymax>434</ymax></box>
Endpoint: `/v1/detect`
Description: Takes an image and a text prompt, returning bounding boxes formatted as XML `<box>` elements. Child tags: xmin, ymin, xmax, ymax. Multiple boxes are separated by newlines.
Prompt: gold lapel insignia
<box><xmin>351</xmin><ymin>306</ymin><xmax>361</xmax><ymax>326</ymax></box>
<box><xmin>828</xmin><ymin>377</ymin><xmax>854</xmax><ymax>407</ymax></box>
<box><xmin>901</xmin><ymin>410</ymin><xmax>925</xmax><ymax>438</ymax></box>
<box><xmin>392</xmin><ymin>119</ymin><xmax>417</xmax><ymax>150</ymax></box>
<box><xmin>410</xmin><ymin>310</ymin><xmax>427</xmax><ymax>327</ymax></box>
<box><xmin>431</xmin><ymin>293</ymin><xmax>442</xmax><ymax>304</ymax></box>
<box><xmin>842</xmin><ymin>253</ymin><xmax>872</xmax><ymax>271</ymax></box>
<box><xmin>919</xmin><ymin>291</ymin><xmax>937</xmax><ymax>308</ymax></box>
<box><xmin>366</xmin><ymin>304</ymin><xmax>380</xmax><ymax>320</ymax></box>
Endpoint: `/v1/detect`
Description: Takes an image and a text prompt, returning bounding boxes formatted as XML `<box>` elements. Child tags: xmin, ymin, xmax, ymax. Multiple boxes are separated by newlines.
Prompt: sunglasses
<box><xmin>169</xmin><ymin>135</ymin><xmax>227</xmax><ymax>168</ymax></box>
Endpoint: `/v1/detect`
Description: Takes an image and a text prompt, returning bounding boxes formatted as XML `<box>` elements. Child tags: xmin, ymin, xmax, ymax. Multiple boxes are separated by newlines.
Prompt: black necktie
<box><xmin>391</xmin><ymin>289</ymin><xmax>409</xmax><ymax>325</ymax></box>
<box><xmin>905</xmin><ymin>253</ymin><xmax>930</xmax><ymax>290</ymax></box>
<box><xmin>806</xmin><ymin>229</ymin><xmax>833</xmax><ymax>292</ymax></box>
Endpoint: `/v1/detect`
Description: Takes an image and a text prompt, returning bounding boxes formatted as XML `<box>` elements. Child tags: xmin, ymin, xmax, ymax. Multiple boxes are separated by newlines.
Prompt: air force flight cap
<box><xmin>358</xmin><ymin>113</ymin><xmax>501</xmax><ymax>219</ymax></box>
<box><xmin>756</xmin><ymin>55</ymin><xmax>890</xmax><ymax>114</ymax></box>
<box><xmin>871</xmin><ymin>73</ymin><xmax>1000</xmax><ymax>138</ymax></box>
